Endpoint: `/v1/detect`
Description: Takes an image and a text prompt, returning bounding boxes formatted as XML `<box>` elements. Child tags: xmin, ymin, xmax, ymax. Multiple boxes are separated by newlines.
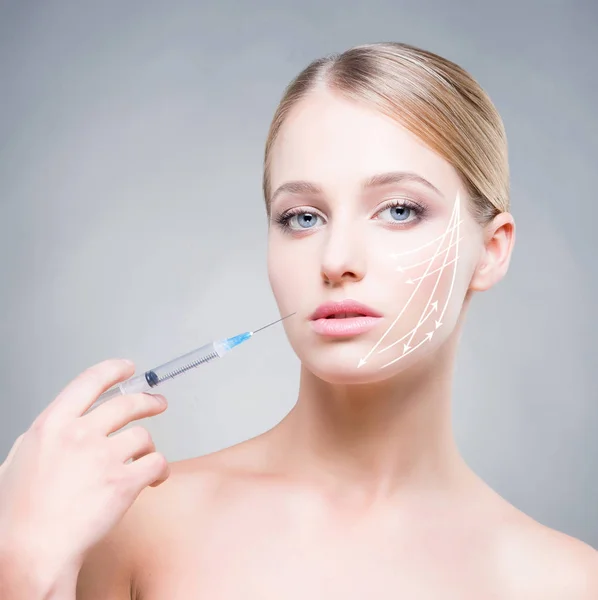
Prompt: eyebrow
<box><xmin>270</xmin><ymin>171</ymin><xmax>444</xmax><ymax>205</ymax></box>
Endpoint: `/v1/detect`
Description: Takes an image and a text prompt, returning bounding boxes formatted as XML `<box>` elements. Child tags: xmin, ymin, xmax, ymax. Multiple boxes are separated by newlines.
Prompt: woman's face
<box><xmin>267</xmin><ymin>90</ymin><xmax>485</xmax><ymax>384</ymax></box>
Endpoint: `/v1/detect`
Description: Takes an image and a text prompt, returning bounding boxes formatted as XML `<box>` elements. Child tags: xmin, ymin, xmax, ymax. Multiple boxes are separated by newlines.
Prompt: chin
<box><xmin>298</xmin><ymin>340</ymin><xmax>432</xmax><ymax>385</ymax></box>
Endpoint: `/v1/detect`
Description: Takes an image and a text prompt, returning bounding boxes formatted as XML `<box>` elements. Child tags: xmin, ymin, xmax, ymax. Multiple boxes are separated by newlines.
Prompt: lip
<box><xmin>309</xmin><ymin>299</ymin><xmax>382</xmax><ymax>321</ymax></box>
<box><xmin>309</xmin><ymin>299</ymin><xmax>383</xmax><ymax>338</ymax></box>
<box><xmin>310</xmin><ymin>315</ymin><xmax>382</xmax><ymax>337</ymax></box>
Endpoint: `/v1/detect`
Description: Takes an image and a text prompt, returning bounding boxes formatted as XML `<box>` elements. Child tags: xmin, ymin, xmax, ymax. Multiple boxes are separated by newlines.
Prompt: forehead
<box><xmin>269</xmin><ymin>90</ymin><xmax>459</xmax><ymax>195</ymax></box>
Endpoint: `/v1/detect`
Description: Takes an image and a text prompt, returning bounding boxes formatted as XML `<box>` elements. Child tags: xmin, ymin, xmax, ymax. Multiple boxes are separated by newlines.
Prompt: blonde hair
<box><xmin>262</xmin><ymin>42</ymin><xmax>509</xmax><ymax>224</ymax></box>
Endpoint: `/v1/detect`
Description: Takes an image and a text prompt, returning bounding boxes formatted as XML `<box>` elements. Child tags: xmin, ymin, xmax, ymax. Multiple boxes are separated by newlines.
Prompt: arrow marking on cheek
<box><xmin>404</xmin><ymin>256</ymin><xmax>459</xmax><ymax>284</ymax></box>
<box><xmin>379</xmin><ymin>331</ymin><xmax>435</xmax><ymax>369</ymax></box>
<box><xmin>376</xmin><ymin>301</ymin><xmax>438</xmax><ymax>354</ymax></box>
<box><xmin>389</xmin><ymin>220</ymin><xmax>464</xmax><ymax>259</ymax></box>
<box><xmin>433</xmin><ymin>195</ymin><xmax>461</xmax><ymax>330</ymax></box>
<box><xmin>357</xmin><ymin>192</ymin><xmax>460</xmax><ymax>369</ymax></box>
<box><xmin>396</xmin><ymin>236</ymin><xmax>464</xmax><ymax>272</ymax></box>
<box><xmin>378</xmin><ymin>192</ymin><xmax>462</xmax><ymax>367</ymax></box>
<box><xmin>389</xmin><ymin>192</ymin><xmax>461</xmax><ymax>353</ymax></box>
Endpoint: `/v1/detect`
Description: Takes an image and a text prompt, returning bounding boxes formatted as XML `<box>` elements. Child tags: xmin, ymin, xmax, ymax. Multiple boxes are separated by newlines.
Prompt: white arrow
<box><xmin>379</xmin><ymin>331</ymin><xmax>435</xmax><ymax>370</ymax></box>
<box><xmin>404</xmin><ymin>255</ymin><xmax>459</xmax><ymax>284</ymax></box>
<box><xmin>395</xmin><ymin>193</ymin><xmax>461</xmax><ymax>354</ymax></box>
<box><xmin>389</xmin><ymin>219</ymin><xmax>464</xmax><ymax>259</ymax></box>
<box><xmin>357</xmin><ymin>194</ymin><xmax>459</xmax><ymax>368</ymax></box>
<box><xmin>377</xmin><ymin>301</ymin><xmax>438</xmax><ymax>354</ymax></box>
<box><xmin>433</xmin><ymin>199</ymin><xmax>462</xmax><ymax>329</ymax></box>
<box><xmin>396</xmin><ymin>236</ymin><xmax>464</xmax><ymax>272</ymax></box>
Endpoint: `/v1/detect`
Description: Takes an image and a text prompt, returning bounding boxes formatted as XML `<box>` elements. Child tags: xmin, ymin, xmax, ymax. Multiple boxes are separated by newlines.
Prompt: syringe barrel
<box><xmin>140</xmin><ymin>340</ymin><xmax>224</xmax><ymax>387</ymax></box>
<box><xmin>90</xmin><ymin>372</ymin><xmax>154</xmax><ymax>412</ymax></box>
<box><xmin>90</xmin><ymin>340</ymin><xmax>227</xmax><ymax>413</ymax></box>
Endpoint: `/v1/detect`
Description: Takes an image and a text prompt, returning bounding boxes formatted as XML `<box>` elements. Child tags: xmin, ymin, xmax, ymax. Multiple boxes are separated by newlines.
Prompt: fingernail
<box><xmin>123</xmin><ymin>359</ymin><xmax>134</xmax><ymax>367</ymax></box>
<box><xmin>154</xmin><ymin>394</ymin><xmax>167</xmax><ymax>405</ymax></box>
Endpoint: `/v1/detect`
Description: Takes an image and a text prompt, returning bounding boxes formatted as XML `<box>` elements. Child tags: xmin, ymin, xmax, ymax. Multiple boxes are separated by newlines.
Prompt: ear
<box><xmin>469</xmin><ymin>212</ymin><xmax>516</xmax><ymax>292</ymax></box>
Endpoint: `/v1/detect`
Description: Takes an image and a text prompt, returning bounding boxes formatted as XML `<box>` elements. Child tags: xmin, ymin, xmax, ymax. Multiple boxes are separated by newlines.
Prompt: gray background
<box><xmin>0</xmin><ymin>0</ymin><xmax>596</xmax><ymax>546</ymax></box>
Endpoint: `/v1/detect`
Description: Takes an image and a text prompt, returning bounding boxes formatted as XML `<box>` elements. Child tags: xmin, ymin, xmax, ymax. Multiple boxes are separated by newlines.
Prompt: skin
<box><xmin>1</xmin><ymin>88</ymin><xmax>596</xmax><ymax>599</ymax></box>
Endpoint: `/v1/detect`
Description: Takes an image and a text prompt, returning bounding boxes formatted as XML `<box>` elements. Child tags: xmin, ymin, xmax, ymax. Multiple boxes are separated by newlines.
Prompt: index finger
<box><xmin>42</xmin><ymin>359</ymin><xmax>136</xmax><ymax>422</ymax></box>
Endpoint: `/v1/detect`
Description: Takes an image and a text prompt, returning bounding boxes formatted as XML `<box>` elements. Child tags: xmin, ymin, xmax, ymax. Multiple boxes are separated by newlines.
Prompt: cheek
<box><xmin>395</xmin><ymin>244</ymin><xmax>462</xmax><ymax>321</ymax></box>
<box><xmin>370</xmin><ymin>236</ymin><xmax>472</xmax><ymax>372</ymax></box>
<box><xmin>267</xmin><ymin>240</ymin><xmax>308</xmax><ymax>308</ymax></box>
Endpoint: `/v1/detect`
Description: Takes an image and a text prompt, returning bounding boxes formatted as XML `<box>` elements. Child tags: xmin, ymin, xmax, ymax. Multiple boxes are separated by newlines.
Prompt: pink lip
<box><xmin>309</xmin><ymin>299</ymin><xmax>383</xmax><ymax>338</ymax></box>
<box><xmin>309</xmin><ymin>299</ymin><xmax>382</xmax><ymax>321</ymax></box>
<box><xmin>310</xmin><ymin>315</ymin><xmax>382</xmax><ymax>337</ymax></box>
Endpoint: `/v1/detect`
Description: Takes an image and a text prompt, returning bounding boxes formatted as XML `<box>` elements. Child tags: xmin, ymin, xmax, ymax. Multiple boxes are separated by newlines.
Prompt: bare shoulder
<box><xmin>76</xmin><ymin>439</ymin><xmax>263</xmax><ymax>599</ymax></box>
<box><xmin>495</xmin><ymin>504</ymin><xmax>598</xmax><ymax>599</ymax></box>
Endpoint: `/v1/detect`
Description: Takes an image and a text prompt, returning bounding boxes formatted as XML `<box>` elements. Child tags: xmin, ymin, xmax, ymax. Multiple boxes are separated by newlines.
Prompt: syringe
<box><xmin>88</xmin><ymin>312</ymin><xmax>295</xmax><ymax>413</ymax></box>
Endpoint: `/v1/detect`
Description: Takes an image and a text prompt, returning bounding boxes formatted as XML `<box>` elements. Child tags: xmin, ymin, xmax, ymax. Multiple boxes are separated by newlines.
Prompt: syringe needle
<box><xmin>251</xmin><ymin>312</ymin><xmax>296</xmax><ymax>335</ymax></box>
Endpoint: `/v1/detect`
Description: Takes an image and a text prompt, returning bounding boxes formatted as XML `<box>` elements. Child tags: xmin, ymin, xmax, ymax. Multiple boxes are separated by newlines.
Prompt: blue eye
<box><xmin>389</xmin><ymin>205</ymin><xmax>411</xmax><ymax>221</ymax></box>
<box><xmin>376</xmin><ymin>199</ymin><xmax>425</xmax><ymax>225</ymax></box>
<box><xmin>295</xmin><ymin>213</ymin><xmax>319</xmax><ymax>228</ymax></box>
<box><xmin>274</xmin><ymin>210</ymin><xmax>322</xmax><ymax>232</ymax></box>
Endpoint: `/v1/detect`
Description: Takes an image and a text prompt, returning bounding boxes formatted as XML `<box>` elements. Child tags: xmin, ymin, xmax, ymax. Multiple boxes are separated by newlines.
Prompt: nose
<box><xmin>319</xmin><ymin>221</ymin><xmax>366</xmax><ymax>287</ymax></box>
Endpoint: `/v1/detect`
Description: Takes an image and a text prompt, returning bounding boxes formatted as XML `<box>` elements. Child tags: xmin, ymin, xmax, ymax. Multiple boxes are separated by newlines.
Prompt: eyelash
<box><xmin>273</xmin><ymin>198</ymin><xmax>428</xmax><ymax>233</ymax></box>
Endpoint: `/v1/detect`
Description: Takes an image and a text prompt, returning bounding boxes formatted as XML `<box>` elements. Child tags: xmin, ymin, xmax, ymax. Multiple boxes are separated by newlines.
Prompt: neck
<box><xmin>269</xmin><ymin>330</ymin><xmax>471</xmax><ymax>502</ymax></box>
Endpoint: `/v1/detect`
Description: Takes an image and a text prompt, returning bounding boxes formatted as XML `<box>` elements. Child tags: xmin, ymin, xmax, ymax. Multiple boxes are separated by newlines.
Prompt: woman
<box><xmin>1</xmin><ymin>42</ymin><xmax>596</xmax><ymax>599</ymax></box>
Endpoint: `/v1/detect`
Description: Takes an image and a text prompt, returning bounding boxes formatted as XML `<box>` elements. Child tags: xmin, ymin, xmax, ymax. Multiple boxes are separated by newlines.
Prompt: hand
<box><xmin>0</xmin><ymin>359</ymin><xmax>170</xmax><ymax>576</ymax></box>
